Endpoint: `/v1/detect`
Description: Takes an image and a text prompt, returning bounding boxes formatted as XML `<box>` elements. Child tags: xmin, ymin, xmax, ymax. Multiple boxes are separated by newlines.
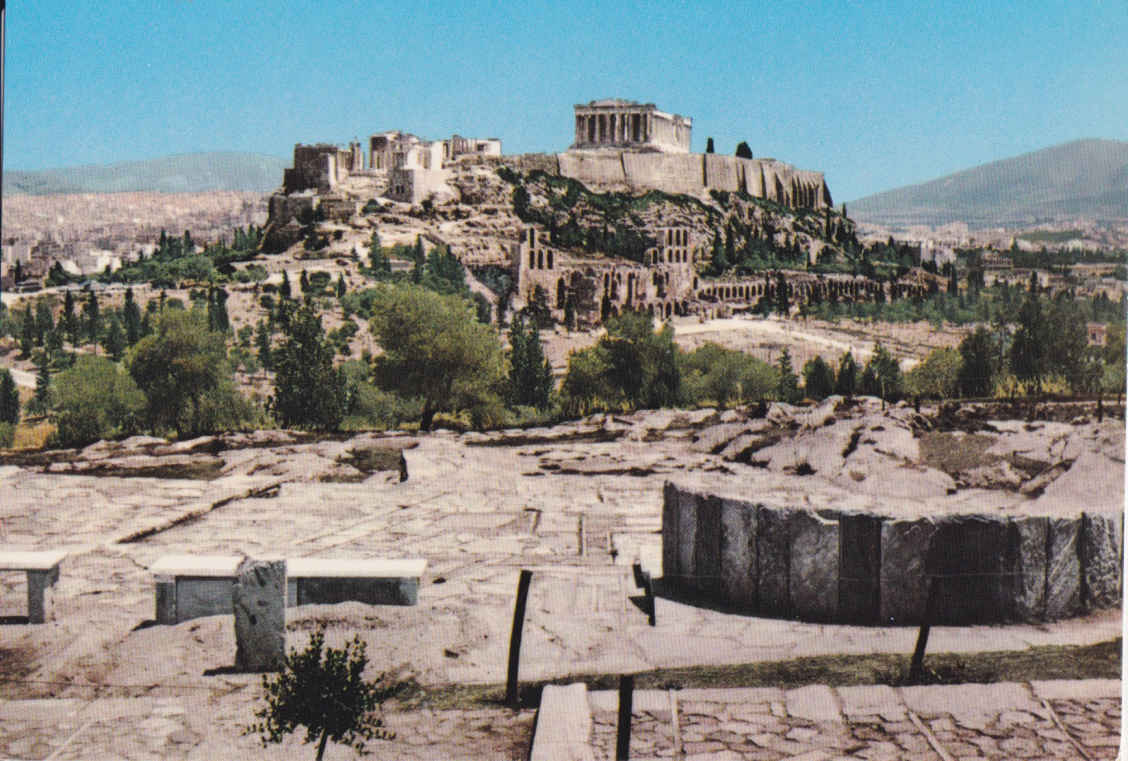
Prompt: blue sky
<box><xmin>6</xmin><ymin>0</ymin><xmax>1126</xmax><ymax>201</ymax></box>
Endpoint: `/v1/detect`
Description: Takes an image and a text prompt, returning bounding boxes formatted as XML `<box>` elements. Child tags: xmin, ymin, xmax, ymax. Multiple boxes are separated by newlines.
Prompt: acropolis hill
<box><xmin>258</xmin><ymin>99</ymin><xmax>947</xmax><ymax>328</ymax></box>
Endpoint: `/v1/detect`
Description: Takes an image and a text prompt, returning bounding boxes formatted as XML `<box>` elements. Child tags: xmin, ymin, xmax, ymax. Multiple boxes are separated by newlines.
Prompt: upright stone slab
<box><xmin>756</xmin><ymin>506</ymin><xmax>791</xmax><ymax>617</ymax></box>
<box><xmin>692</xmin><ymin>496</ymin><xmax>722</xmax><ymax>596</ymax></box>
<box><xmin>879</xmin><ymin>518</ymin><xmax>936</xmax><ymax>625</ymax></box>
<box><xmin>234</xmin><ymin>558</ymin><xmax>286</xmax><ymax>672</ymax></box>
<box><xmin>1081</xmin><ymin>512</ymin><xmax>1122</xmax><ymax>610</ymax></box>
<box><xmin>838</xmin><ymin>514</ymin><xmax>882</xmax><ymax>624</ymax></box>
<box><xmin>927</xmin><ymin>517</ymin><xmax>1008</xmax><ymax>624</ymax></box>
<box><xmin>27</xmin><ymin>566</ymin><xmax>59</xmax><ymax>624</ymax></box>
<box><xmin>1045</xmin><ymin>517</ymin><xmax>1082</xmax><ymax>620</ymax></box>
<box><xmin>790</xmin><ymin>511</ymin><xmax>839</xmax><ymax>622</ymax></box>
<box><xmin>1006</xmin><ymin>516</ymin><xmax>1048</xmax><ymax>622</ymax></box>
<box><xmin>719</xmin><ymin>499</ymin><xmax>757</xmax><ymax>609</ymax></box>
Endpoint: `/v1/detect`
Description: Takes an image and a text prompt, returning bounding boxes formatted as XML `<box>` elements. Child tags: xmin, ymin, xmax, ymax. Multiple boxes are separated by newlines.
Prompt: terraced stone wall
<box><xmin>662</xmin><ymin>483</ymin><xmax>1123</xmax><ymax>625</ymax></box>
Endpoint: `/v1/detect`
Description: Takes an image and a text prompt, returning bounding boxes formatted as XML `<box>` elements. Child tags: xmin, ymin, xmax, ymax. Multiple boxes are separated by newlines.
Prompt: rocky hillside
<box><xmin>849</xmin><ymin>139</ymin><xmax>1128</xmax><ymax>228</ymax></box>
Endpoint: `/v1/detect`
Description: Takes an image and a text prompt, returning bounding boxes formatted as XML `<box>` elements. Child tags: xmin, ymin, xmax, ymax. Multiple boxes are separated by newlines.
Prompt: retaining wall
<box><xmin>662</xmin><ymin>483</ymin><xmax>1123</xmax><ymax>625</ymax></box>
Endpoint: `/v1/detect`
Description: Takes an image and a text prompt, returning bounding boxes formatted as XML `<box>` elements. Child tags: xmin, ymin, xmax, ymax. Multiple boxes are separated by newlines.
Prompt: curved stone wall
<box><xmin>662</xmin><ymin>483</ymin><xmax>1123</xmax><ymax>625</ymax></box>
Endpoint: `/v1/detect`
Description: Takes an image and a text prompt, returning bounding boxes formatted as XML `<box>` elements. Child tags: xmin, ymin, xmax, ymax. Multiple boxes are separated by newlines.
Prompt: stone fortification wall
<box><xmin>558</xmin><ymin>151</ymin><xmax>627</xmax><ymax>187</ymax></box>
<box><xmin>622</xmin><ymin>153</ymin><xmax>704</xmax><ymax>196</ymax></box>
<box><xmin>662</xmin><ymin>483</ymin><xmax>1123</xmax><ymax>625</ymax></box>
<box><xmin>556</xmin><ymin>151</ymin><xmax>830</xmax><ymax>209</ymax></box>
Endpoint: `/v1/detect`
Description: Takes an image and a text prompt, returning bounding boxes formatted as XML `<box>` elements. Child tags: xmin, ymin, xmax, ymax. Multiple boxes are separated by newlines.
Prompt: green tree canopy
<box><xmin>681</xmin><ymin>342</ymin><xmax>775</xmax><ymax>408</ymax></box>
<box><xmin>735</xmin><ymin>141</ymin><xmax>753</xmax><ymax>159</ymax></box>
<box><xmin>368</xmin><ymin>285</ymin><xmax>506</xmax><ymax>431</ymax></box>
<box><xmin>776</xmin><ymin>348</ymin><xmax>801</xmax><ymax>403</ymax></box>
<box><xmin>834</xmin><ymin>351</ymin><xmax>859</xmax><ymax>397</ymax></box>
<box><xmin>802</xmin><ymin>355</ymin><xmax>836</xmax><ymax>400</ymax></box>
<box><xmin>506</xmin><ymin>314</ymin><xmax>553</xmax><ymax>410</ymax></box>
<box><xmin>51</xmin><ymin>355</ymin><xmax>145</xmax><ymax>447</ymax></box>
<box><xmin>957</xmin><ymin>327</ymin><xmax>998</xmax><ymax>398</ymax></box>
<box><xmin>271</xmin><ymin>304</ymin><xmax>349</xmax><ymax>431</ymax></box>
<box><xmin>906</xmin><ymin>346</ymin><xmax>961</xmax><ymax>399</ymax></box>
<box><xmin>0</xmin><ymin>369</ymin><xmax>19</xmax><ymax>425</ymax></box>
<box><xmin>127</xmin><ymin>308</ymin><xmax>230</xmax><ymax>436</ymax></box>
<box><xmin>859</xmin><ymin>343</ymin><xmax>903</xmax><ymax>401</ymax></box>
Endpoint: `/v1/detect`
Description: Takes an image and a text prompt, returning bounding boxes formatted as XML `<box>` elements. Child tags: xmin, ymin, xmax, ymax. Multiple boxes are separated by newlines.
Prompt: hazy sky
<box><xmin>6</xmin><ymin>0</ymin><xmax>1126</xmax><ymax>201</ymax></box>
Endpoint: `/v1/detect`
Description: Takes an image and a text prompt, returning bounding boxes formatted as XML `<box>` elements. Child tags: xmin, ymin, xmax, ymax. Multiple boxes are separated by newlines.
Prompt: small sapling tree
<box><xmin>247</xmin><ymin>629</ymin><xmax>396</xmax><ymax>760</ymax></box>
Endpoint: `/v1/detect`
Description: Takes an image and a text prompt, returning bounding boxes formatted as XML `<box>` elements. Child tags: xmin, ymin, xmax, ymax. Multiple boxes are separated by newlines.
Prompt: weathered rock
<box><xmin>719</xmin><ymin>499</ymin><xmax>757</xmax><ymax>608</ymax></box>
<box><xmin>1007</xmin><ymin>516</ymin><xmax>1048</xmax><ymax>621</ymax></box>
<box><xmin>879</xmin><ymin>518</ymin><xmax>936</xmax><ymax>625</ymax></box>
<box><xmin>233</xmin><ymin>558</ymin><xmax>286</xmax><ymax>672</ymax></box>
<box><xmin>1045</xmin><ymin>518</ymin><xmax>1082</xmax><ymax>620</ymax></box>
<box><xmin>756</xmin><ymin>506</ymin><xmax>791</xmax><ymax>616</ymax></box>
<box><xmin>789</xmin><ymin>511</ymin><xmax>838</xmax><ymax>621</ymax></box>
<box><xmin>960</xmin><ymin>460</ymin><xmax>1024</xmax><ymax>490</ymax></box>
<box><xmin>1081</xmin><ymin>512</ymin><xmax>1122</xmax><ymax>609</ymax></box>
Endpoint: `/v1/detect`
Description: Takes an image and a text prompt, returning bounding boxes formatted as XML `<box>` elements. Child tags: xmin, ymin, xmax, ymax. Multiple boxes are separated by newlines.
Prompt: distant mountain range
<box><xmin>848</xmin><ymin>139</ymin><xmax>1128</xmax><ymax>228</ymax></box>
<box><xmin>3</xmin><ymin>152</ymin><xmax>288</xmax><ymax>195</ymax></box>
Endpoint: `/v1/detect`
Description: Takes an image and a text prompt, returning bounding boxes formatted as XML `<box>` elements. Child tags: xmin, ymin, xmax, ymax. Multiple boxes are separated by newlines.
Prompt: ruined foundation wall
<box><xmin>662</xmin><ymin>482</ymin><xmax>1123</xmax><ymax>625</ymax></box>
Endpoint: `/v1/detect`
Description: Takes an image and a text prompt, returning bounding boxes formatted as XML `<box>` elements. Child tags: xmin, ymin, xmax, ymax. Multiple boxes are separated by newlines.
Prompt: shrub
<box><xmin>51</xmin><ymin>355</ymin><xmax>146</xmax><ymax>447</ymax></box>
<box><xmin>247</xmin><ymin>629</ymin><xmax>395</xmax><ymax>760</ymax></box>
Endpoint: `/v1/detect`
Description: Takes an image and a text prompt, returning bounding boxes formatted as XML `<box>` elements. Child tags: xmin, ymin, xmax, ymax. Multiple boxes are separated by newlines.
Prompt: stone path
<box><xmin>536</xmin><ymin>679</ymin><xmax>1122</xmax><ymax>761</ymax></box>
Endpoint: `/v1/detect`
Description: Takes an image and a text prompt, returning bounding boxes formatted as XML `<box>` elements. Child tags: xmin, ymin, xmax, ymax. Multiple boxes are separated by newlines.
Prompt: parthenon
<box><xmin>570</xmin><ymin>98</ymin><xmax>692</xmax><ymax>153</ymax></box>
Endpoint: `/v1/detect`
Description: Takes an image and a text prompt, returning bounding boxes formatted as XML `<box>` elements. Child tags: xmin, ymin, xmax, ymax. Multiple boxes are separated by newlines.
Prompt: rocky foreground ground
<box><xmin>0</xmin><ymin>397</ymin><xmax>1122</xmax><ymax>758</ymax></box>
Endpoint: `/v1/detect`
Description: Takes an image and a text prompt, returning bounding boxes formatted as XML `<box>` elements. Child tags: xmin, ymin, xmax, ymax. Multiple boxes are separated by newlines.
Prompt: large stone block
<box><xmin>756</xmin><ymin>506</ymin><xmax>791</xmax><ymax>616</ymax></box>
<box><xmin>838</xmin><ymin>514</ymin><xmax>882</xmax><ymax>624</ymax></box>
<box><xmin>1081</xmin><ymin>512</ymin><xmax>1122</xmax><ymax>610</ymax></box>
<box><xmin>790</xmin><ymin>511</ymin><xmax>839</xmax><ymax>622</ymax></box>
<box><xmin>879</xmin><ymin>518</ymin><xmax>936</xmax><ymax>625</ymax></box>
<box><xmin>234</xmin><ymin>558</ymin><xmax>286</xmax><ymax>672</ymax></box>
<box><xmin>1045</xmin><ymin>517</ymin><xmax>1082</xmax><ymax>620</ymax></box>
<box><xmin>719</xmin><ymin>499</ymin><xmax>757</xmax><ymax>608</ymax></box>
<box><xmin>1006</xmin><ymin>516</ymin><xmax>1048</xmax><ymax>622</ymax></box>
<box><xmin>927</xmin><ymin>516</ymin><xmax>1008</xmax><ymax>624</ymax></box>
<box><xmin>175</xmin><ymin>577</ymin><xmax>234</xmax><ymax>622</ymax></box>
<box><xmin>692</xmin><ymin>496</ymin><xmax>723</xmax><ymax>595</ymax></box>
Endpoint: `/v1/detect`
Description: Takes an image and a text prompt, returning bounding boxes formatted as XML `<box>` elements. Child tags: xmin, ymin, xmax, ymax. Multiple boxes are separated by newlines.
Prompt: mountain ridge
<box><xmin>848</xmin><ymin>138</ymin><xmax>1128</xmax><ymax>228</ymax></box>
<box><xmin>3</xmin><ymin>152</ymin><xmax>289</xmax><ymax>195</ymax></box>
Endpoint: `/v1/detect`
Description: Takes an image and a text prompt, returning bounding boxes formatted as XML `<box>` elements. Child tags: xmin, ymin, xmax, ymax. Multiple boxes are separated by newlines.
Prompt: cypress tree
<box><xmin>0</xmin><ymin>369</ymin><xmax>19</xmax><ymax>424</ymax></box>
<box><xmin>776</xmin><ymin>348</ymin><xmax>800</xmax><ymax>403</ymax></box>
<box><xmin>705</xmin><ymin>137</ymin><xmax>715</xmax><ymax>154</ymax></box>
<box><xmin>123</xmin><ymin>287</ymin><xmax>142</xmax><ymax>345</ymax></box>
<box><xmin>63</xmin><ymin>290</ymin><xmax>79</xmax><ymax>345</ymax></box>
<box><xmin>83</xmin><ymin>291</ymin><xmax>100</xmax><ymax>346</ymax></box>
<box><xmin>280</xmin><ymin>270</ymin><xmax>292</xmax><ymax>300</ymax></box>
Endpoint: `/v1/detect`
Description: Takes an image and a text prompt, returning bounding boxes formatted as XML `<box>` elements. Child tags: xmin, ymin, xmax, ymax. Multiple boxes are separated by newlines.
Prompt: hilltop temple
<box><xmin>570</xmin><ymin>99</ymin><xmax>692</xmax><ymax>153</ymax></box>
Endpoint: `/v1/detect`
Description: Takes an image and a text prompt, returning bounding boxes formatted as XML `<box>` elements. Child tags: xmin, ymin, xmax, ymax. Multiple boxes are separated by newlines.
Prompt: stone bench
<box><xmin>151</xmin><ymin>555</ymin><xmax>426</xmax><ymax>624</ymax></box>
<box><xmin>0</xmin><ymin>550</ymin><xmax>67</xmax><ymax>623</ymax></box>
<box><xmin>287</xmin><ymin>558</ymin><xmax>425</xmax><ymax>608</ymax></box>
